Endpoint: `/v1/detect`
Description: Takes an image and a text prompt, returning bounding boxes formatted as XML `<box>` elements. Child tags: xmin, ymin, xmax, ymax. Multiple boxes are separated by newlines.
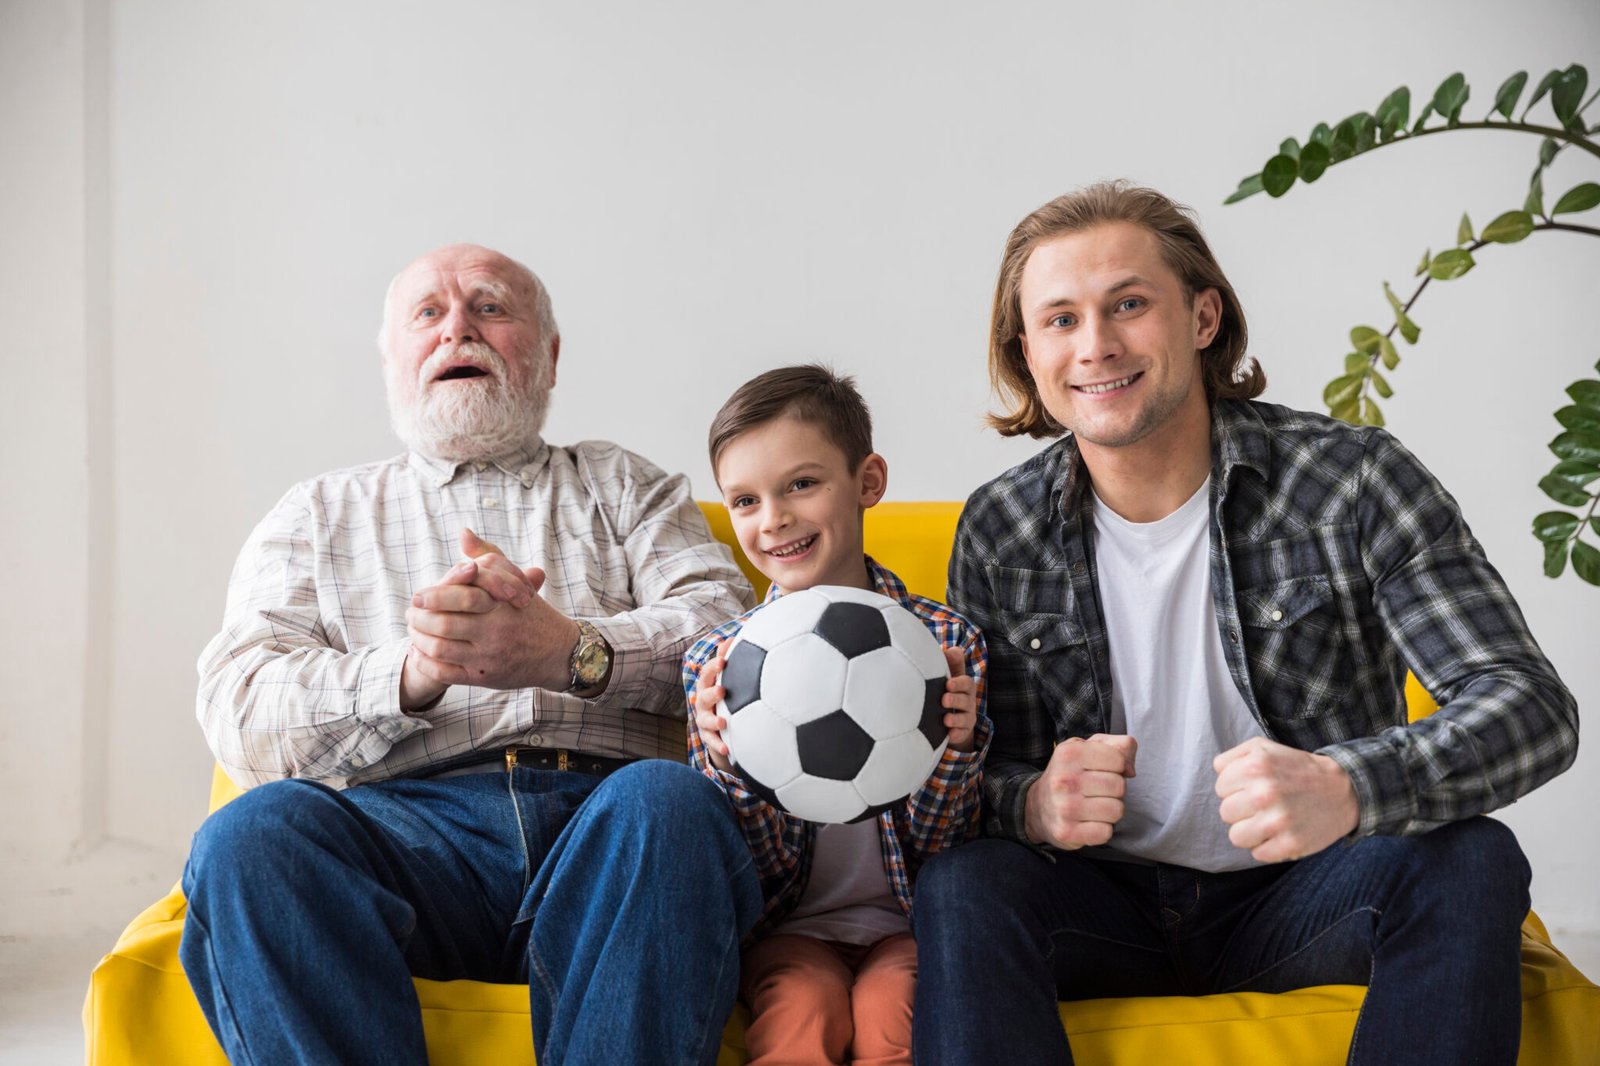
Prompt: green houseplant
<box><xmin>1226</xmin><ymin>64</ymin><xmax>1600</xmax><ymax>586</ymax></box>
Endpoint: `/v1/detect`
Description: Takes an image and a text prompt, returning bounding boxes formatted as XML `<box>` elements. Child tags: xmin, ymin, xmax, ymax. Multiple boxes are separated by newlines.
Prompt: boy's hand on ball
<box><xmin>694</xmin><ymin>641</ymin><xmax>734</xmax><ymax>772</ymax></box>
<box><xmin>1023</xmin><ymin>733</ymin><xmax>1137</xmax><ymax>850</ymax></box>
<box><xmin>940</xmin><ymin>646</ymin><xmax>979</xmax><ymax>752</ymax></box>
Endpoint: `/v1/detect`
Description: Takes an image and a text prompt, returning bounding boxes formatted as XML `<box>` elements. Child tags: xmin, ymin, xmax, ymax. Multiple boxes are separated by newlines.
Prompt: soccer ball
<box><xmin>716</xmin><ymin>585</ymin><xmax>952</xmax><ymax>824</ymax></box>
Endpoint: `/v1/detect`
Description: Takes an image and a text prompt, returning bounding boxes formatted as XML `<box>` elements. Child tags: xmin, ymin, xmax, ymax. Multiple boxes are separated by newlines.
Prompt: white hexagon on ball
<box><xmin>842</xmin><ymin>647</ymin><xmax>927</xmax><ymax>740</ymax></box>
<box><xmin>854</xmin><ymin>731</ymin><xmax>946</xmax><ymax>807</ymax></box>
<box><xmin>721</xmin><ymin>700</ymin><xmax>803</xmax><ymax>791</ymax></box>
<box><xmin>776</xmin><ymin>775</ymin><xmax>870</xmax><ymax>825</ymax></box>
<box><xmin>757</xmin><ymin>633</ymin><xmax>849</xmax><ymax>726</ymax></box>
<box><xmin>880</xmin><ymin>604</ymin><xmax>951</xmax><ymax>679</ymax></box>
<box><xmin>737</xmin><ymin>589</ymin><xmax>830</xmax><ymax>651</ymax></box>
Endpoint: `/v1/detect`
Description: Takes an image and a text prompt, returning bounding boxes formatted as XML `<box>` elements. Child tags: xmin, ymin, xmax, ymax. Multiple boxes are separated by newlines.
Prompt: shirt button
<box><xmin>1270</xmin><ymin>609</ymin><xmax>1284</xmax><ymax>622</ymax></box>
<box><xmin>1029</xmin><ymin>638</ymin><xmax>1041</xmax><ymax>650</ymax></box>
<box><xmin>482</xmin><ymin>498</ymin><xmax>500</xmax><ymax>508</ymax></box>
<box><xmin>528</xmin><ymin>732</ymin><xmax>544</xmax><ymax>746</ymax></box>
<box><xmin>1228</xmin><ymin>629</ymin><xmax>1239</xmax><ymax>643</ymax></box>
<box><xmin>521</xmin><ymin>476</ymin><xmax>534</xmax><ymax>489</ymax></box>
<box><xmin>1071</xmin><ymin>562</ymin><xmax>1086</xmax><ymax>575</ymax></box>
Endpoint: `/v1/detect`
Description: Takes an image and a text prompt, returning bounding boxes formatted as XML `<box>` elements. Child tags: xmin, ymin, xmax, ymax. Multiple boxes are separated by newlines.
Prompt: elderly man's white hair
<box><xmin>375</xmin><ymin>246</ymin><xmax>559</xmax><ymax>357</ymax></box>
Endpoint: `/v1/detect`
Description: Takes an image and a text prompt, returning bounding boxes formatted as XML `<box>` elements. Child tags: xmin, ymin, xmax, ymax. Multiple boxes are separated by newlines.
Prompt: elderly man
<box><xmin>180</xmin><ymin>244</ymin><xmax>762</xmax><ymax>1066</ymax></box>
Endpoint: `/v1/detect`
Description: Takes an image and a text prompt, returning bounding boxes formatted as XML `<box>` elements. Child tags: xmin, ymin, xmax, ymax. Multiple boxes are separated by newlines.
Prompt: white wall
<box><xmin>8</xmin><ymin>0</ymin><xmax>1598</xmax><ymax>932</ymax></box>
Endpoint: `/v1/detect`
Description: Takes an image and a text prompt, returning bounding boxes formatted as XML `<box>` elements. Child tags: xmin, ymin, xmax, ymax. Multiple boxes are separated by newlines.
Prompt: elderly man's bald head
<box><xmin>379</xmin><ymin>243</ymin><xmax>557</xmax><ymax>359</ymax></box>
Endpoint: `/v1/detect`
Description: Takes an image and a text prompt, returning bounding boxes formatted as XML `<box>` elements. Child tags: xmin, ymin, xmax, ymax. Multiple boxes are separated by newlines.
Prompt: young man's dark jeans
<box><xmin>912</xmin><ymin>817</ymin><xmax>1530</xmax><ymax>1066</ymax></box>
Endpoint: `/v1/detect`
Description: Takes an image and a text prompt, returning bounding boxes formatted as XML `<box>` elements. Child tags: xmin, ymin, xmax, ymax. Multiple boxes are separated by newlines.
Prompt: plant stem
<box><xmin>1356</xmin><ymin>221</ymin><xmax>1600</xmax><ymax>408</ymax></box>
<box><xmin>1365</xmin><ymin>120</ymin><xmax>1600</xmax><ymax>162</ymax></box>
<box><xmin>1564</xmin><ymin>491</ymin><xmax>1600</xmax><ymax>559</ymax></box>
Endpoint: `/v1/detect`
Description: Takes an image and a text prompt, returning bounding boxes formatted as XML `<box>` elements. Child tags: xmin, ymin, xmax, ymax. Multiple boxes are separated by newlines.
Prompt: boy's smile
<box><xmin>716</xmin><ymin>415</ymin><xmax>887</xmax><ymax>593</ymax></box>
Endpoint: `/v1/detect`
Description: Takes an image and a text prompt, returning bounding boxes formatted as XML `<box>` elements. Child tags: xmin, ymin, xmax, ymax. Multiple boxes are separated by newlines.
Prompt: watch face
<box><xmin>576</xmin><ymin>641</ymin><xmax>609</xmax><ymax>683</ymax></box>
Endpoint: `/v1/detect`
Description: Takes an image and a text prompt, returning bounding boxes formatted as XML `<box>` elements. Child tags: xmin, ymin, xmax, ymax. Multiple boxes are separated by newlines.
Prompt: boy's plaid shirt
<box><xmin>684</xmin><ymin>557</ymin><xmax>990</xmax><ymax>936</ymax></box>
<box><xmin>953</xmin><ymin>400</ymin><xmax>1577</xmax><ymax>845</ymax></box>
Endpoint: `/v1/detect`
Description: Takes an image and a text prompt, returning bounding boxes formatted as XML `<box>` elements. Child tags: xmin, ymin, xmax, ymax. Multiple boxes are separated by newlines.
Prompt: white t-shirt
<box><xmin>779</xmin><ymin>820</ymin><xmax>908</xmax><ymax>945</ymax></box>
<box><xmin>1091</xmin><ymin>476</ymin><xmax>1265</xmax><ymax>873</ymax></box>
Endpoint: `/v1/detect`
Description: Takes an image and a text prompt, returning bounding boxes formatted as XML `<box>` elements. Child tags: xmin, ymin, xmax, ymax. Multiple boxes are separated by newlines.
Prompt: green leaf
<box><xmin>1432</xmin><ymin>72</ymin><xmax>1469</xmax><ymax>122</ymax></box>
<box><xmin>1309</xmin><ymin>122</ymin><xmax>1333</xmax><ymax>147</ymax></box>
<box><xmin>1324</xmin><ymin>372</ymin><xmax>1365</xmax><ymax>408</ymax></box>
<box><xmin>1549</xmin><ymin>458</ymin><xmax>1600</xmax><ymax>486</ymax></box>
<box><xmin>1543</xmin><ymin>537</ymin><xmax>1569</xmax><ymax>578</ymax></box>
<box><xmin>1568</xmin><ymin>380</ymin><xmax>1600</xmax><ymax>409</ymax></box>
<box><xmin>1377</xmin><ymin>86</ymin><xmax>1411</xmax><ymax>135</ymax></box>
<box><xmin>1480</xmin><ymin>210</ymin><xmax>1535</xmax><ymax>243</ymax></box>
<box><xmin>1330</xmin><ymin>398</ymin><xmax>1361</xmax><ymax>424</ymax></box>
<box><xmin>1552</xmin><ymin>182</ymin><xmax>1600</xmax><ymax>215</ymax></box>
<box><xmin>1324</xmin><ymin>372</ymin><xmax>1365</xmax><ymax>407</ymax></box>
<box><xmin>1551</xmin><ymin>430</ymin><xmax>1600</xmax><ymax>464</ymax></box>
<box><xmin>1540</xmin><ymin>475</ymin><xmax>1592</xmax><ymax>506</ymax></box>
<box><xmin>1526</xmin><ymin>69</ymin><xmax>1562</xmax><ymax>115</ymax></box>
<box><xmin>1412</xmin><ymin>102</ymin><xmax>1436</xmax><ymax>132</ymax></box>
<box><xmin>1352</xmin><ymin>112</ymin><xmax>1377</xmax><ymax>152</ymax></box>
<box><xmin>1331</xmin><ymin>120</ymin><xmax>1357</xmax><ymax>162</ymax></box>
<box><xmin>1224</xmin><ymin>173</ymin><xmax>1264</xmax><ymax>205</ymax></box>
<box><xmin>1361</xmin><ymin>398</ymin><xmax>1385</xmax><ymax>426</ymax></box>
<box><xmin>1279</xmin><ymin>137</ymin><xmax>1301</xmax><ymax>161</ymax></box>
<box><xmin>1344</xmin><ymin>352</ymin><xmax>1369</xmax><ymax>374</ymax></box>
<box><xmin>1493</xmin><ymin>71</ymin><xmax>1527</xmax><ymax>119</ymax></box>
<box><xmin>1414</xmin><ymin>250</ymin><xmax>1431</xmax><ymax>277</ymax></box>
<box><xmin>1457</xmin><ymin>212</ymin><xmax>1474</xmax><ymax>244</ymax></box>
<box><xmin>1384</xmin><ymin>282</ymin><xmax>1420</xmax><ymax>343</ymax></box>
<box><xmin>1370</xmin><ymin>369</ymin><xmax>1394</xmax><ymax>398</ymax></box>
<box><xmin>1534</xmin><ymin>510</ymin><xmax>1582</xmax><ymax>540</ymax></box>
<box><xmin>1298</xmin><ymin>141</ymin><xmax>1330</xmax><ymax>183</ymax></box>
<box><xmin>1262</xmin><ymin>154</ymin><xmax>1298</xmax><ymax>198</ymax></box>
<box><xmin>1557</xmin><ymin>405</ymin><xmax>1600</xmax><ymax>432</ymax></box>
<box><xmin>1428</xmin><ymin>248</ymin><xmax>1475</xmax><ymax>280</ymax></box>
<box><xmin>1539</xmin><ymin>137</ymin><xmax>1559</xmax><ymax>167</ymax></box>
<box><xmin>1573</xmin><ymin>540</ymin><xmax>1600</xmax><ymax>586</ymax></box>
<box><xmin>1593</xmin><ymin>516</ymin><xmax>1600</xmax><ymax>537</ymax></box>
<box><xmin>1551</xmin><ymin>64</ymin><xmax>1588</xmax><ymax>127</ymax></box>
<box><xmin>1525</xmin><ymin>171</ymin><xmax>1544</xmax><ymax>216</ymax></box>
<box><xmin>1378</xmin><ymin>334</ymin><xmax>1400</xmax><ymax>369</ymax></box>
<box><xmin>1349</xmin><ymin>326</ymin><xmax>1383</xmax><ymax>354</ymax></box>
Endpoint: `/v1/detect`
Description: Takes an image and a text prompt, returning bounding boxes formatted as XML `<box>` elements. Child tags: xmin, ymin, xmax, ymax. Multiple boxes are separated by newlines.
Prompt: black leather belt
<box><xmin>428</xmin><ymin>746</ymin><xmax>639</xmax><ymax>781</ymax></box>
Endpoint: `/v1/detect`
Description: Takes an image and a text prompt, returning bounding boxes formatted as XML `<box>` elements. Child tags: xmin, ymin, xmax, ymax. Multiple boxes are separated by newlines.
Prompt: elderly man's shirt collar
<box><xmin>407</xmin><ymin>438</ymin><xmax>551</xmax><ymax>488</ymax></box>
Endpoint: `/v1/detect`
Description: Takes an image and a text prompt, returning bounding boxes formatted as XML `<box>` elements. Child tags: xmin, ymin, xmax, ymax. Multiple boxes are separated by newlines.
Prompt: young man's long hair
<box><xmin>988</xmin><ymin>181</ymin><xmax>1265</xmax><ymax>439</ymax></box>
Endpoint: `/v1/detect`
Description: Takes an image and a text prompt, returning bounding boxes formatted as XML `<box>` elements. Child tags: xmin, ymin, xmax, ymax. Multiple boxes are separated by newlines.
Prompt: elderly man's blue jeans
<box><xmin>179</xmin><ymin>760</ymin><xmax>761</xmax><ymax>1066</ymax></box>
<box><xmin>912</xmin><ymin>817</ymin><xmax>1530</xmax><ymax>1066</ymax></box>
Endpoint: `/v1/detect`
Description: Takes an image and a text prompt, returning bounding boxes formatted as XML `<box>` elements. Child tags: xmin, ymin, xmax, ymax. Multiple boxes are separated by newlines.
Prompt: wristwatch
<box><xmin>566</xmin><ymin>619</ymin><xmax>613</xmax><ymax>694</ymax></box>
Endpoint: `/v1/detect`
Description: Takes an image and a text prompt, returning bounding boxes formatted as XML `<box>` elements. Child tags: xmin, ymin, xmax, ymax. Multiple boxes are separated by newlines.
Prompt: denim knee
<box><xmin>580</xmin><ymin>760</ymin><xmax>740</xmax><ymax>853</ymax></box>
<box><xmin>914</xmin><ymin>839</ymin><xmax>1019</xmax><ymax>932</ymax></box>
<box><xmin>186</xmin><ymin>778</ymin><xmax>338</xmax><ymax>886</ymax></box>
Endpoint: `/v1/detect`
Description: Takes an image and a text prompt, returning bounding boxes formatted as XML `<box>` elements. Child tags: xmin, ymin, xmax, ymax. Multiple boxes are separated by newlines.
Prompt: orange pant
<box><xmin>739</xmin><ymin>931</ymin><xmax>918</xmax><ymax>1066</ymax></box>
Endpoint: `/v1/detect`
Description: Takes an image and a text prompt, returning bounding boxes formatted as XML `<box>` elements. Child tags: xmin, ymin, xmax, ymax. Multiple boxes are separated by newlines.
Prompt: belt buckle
<box><xmin>504</xmin><ymin>746</ymin><xmax>572</xmax><ymax>772</ymax></box>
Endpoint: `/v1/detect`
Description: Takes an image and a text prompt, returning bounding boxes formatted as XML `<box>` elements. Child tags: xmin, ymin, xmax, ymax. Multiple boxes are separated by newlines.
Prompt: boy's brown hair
<box><xmin>709</xmin><ymin>364</ymin><xmax>874</xmax><ymax>480</ymax></box>
<box><xmin>988</xmin><ymin>180</ymin><xmax>1265</xmax><ymax>439</ymax></box>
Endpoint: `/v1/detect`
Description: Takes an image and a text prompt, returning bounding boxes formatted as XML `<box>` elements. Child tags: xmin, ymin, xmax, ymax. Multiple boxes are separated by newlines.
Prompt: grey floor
<box><xmin>6</xmin><ymin>844</ymin><xmax>1598</xmax><ymax>1066</ymax></box>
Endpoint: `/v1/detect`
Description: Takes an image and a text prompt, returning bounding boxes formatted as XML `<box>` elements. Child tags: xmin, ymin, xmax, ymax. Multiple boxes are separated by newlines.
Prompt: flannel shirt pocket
<box><xmin>1237</xmin><ymin>574</ymin><xmax>1355</xmax><ymax>723</ymax></box>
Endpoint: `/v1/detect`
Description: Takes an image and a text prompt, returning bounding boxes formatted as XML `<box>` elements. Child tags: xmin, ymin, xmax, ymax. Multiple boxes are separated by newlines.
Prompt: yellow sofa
<box><xmin>85</xmin><ymin>502</ymin><xmax>1599</xmax><ymax>1064</ymax></box>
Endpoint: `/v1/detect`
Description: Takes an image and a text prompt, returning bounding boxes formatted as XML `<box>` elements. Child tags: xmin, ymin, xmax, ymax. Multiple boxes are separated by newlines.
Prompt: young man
<box><xmin>685</xmin><ymin>364</ymin><xmax>991</xmax><ymax>1066</ymax></box>
<box><xmin>182</xmin><ymin>244</ymin><xmax>761</xmax><ymax>1066</ymax></box>
<box><xmin>911</xmin><ymin>184</ymin><xmax>1578</xmax><ymax>1066</ymax></box>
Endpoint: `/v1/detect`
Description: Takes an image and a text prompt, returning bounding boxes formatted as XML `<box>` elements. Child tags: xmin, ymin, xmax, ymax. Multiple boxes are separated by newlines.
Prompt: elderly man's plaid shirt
<box><xmin>952</xmin><ymin>400</ymin><xmax>1577</xmax><ymax>845</ymax></box>
<box><xmin>684</xmin><ymin>557</ymin><xmax>990</xmax><ymax>936</ymax></box>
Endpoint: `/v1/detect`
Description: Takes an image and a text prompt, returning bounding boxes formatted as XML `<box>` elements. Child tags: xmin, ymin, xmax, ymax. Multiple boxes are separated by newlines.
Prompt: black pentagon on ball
<box><xmin>918</xmin><ymin>677</ymin><xmax>947</xmax><ymax>748</ymax></box>
<box><xmin>719</xmin><ymin>641</ymin><xmax>767</xmax><ymax>713</ymax></box>
<box><xmin>796</xmin><ymin>709</ymin><xmax>876</xmax><ymax>781</ymax></box>
<box><xmin>813</xmin><ymin>602</ymin><xmax>892</xmax><ymax>659</ymax></box>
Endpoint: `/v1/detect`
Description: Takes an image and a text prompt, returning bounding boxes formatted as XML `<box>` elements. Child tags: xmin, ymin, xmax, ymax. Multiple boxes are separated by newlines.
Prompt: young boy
<box><xmin>684</xmin><ymin>364</ymin><xmax>990</xmax><ymax>1066</ymax></box>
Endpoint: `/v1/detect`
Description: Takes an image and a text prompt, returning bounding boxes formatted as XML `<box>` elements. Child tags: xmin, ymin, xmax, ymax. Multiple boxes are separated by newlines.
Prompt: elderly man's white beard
<box><xmin>388</xmin><ymin>340</ymin><xmax>552</xmax><ymax>462</ymax></box>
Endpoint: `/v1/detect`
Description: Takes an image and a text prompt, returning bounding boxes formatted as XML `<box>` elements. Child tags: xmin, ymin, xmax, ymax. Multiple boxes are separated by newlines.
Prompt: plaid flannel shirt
<box><xmin>952</xmin><ymin>399</ymin><xmax>1577</xmax><ymax>845</ymax></box>
<box><xmin>684</xmin><ymin>557</ymin><xmax>990</xmax><ymax>936</ymax></box>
